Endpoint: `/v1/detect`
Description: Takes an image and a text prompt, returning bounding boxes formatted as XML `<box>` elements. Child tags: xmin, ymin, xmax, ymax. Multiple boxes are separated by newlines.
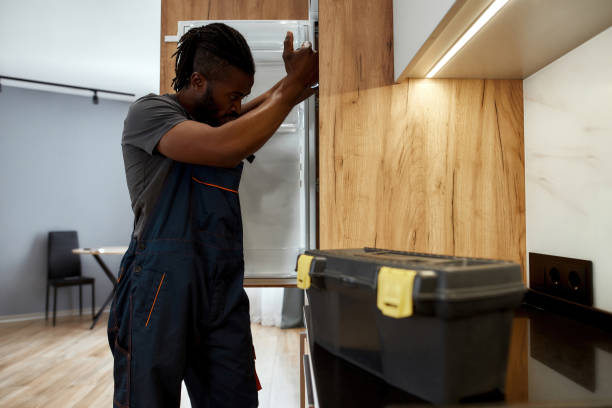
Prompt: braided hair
<box><xmin>172</xmin><ymin>23</ymin><xmax>255</xmax><ymax>92</ymax></box>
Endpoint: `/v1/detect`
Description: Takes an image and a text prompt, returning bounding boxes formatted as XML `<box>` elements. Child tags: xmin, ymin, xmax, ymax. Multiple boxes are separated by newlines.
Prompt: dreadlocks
<box><xmin>172</xmin><ymin>23</ymin><xmax>255</xmax><ymax>92</ymax></box>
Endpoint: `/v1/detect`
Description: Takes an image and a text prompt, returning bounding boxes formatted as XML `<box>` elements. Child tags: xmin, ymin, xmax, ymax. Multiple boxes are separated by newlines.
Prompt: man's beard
<box><xmin>192</xmin><ymin>84</ymin><xmax>222</xmax><ymax>126</ymax></box>
<box><xmin>192</xmin><ymin>84</ymin><xmax>239</xmax><ymax>127</ymax></box>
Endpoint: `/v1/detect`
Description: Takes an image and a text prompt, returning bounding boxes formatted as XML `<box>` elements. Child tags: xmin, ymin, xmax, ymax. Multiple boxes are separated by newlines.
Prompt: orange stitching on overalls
<box><xmin>145</xmin><ymin>273</ymin><xmax>166</xmax><ymax>327</ymax></box>
<box><xmin>191</xmin><ymin>177</ymin><xmax>238</xmax><ymax>194</ymax></box>
<box><xmin>117</xmin><ymin>266</ymin><xmax>125</xmax><ymax>283</ymax></box>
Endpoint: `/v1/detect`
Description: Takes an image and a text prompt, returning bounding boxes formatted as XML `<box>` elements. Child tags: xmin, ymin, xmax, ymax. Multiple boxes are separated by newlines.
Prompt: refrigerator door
<box><xmin>176</xmin><ymin>20</ymin><xmax>315</xmax><ymax>284</ymax></box>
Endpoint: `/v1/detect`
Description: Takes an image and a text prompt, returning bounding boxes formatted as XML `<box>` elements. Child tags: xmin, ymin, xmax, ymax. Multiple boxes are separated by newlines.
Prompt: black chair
<box><xmin>46</xmin><ymin>231</ymin><xmax>95</xmax><ymax>326</ymax></box>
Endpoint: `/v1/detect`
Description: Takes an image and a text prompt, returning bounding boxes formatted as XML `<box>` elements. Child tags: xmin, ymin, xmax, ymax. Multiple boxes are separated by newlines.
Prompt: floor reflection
<box><xmin>526</xmin><ymin>306</ymin><xmax>612</xmax><ymax>401</ymax></box>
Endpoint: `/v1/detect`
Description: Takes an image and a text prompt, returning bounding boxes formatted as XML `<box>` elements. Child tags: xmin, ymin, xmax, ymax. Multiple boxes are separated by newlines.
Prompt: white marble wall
<box><xmin>525</xmin><ymin>26</ymin><xmax>612</xmax><ymax>313</ymax></box>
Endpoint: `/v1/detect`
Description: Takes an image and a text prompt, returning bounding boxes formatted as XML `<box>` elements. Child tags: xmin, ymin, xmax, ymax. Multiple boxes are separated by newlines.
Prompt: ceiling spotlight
<box><xmin>92</xmin><ymin>90</ymin><xmax>99</xmax><ymax>104</ymax></box>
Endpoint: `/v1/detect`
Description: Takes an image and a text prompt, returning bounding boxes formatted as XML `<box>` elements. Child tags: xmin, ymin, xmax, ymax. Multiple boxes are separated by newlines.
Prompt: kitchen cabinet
<box><xmin>394</xmin><ymin>0</ymin><xmax>612</xmax><ymax>80</ymax></box>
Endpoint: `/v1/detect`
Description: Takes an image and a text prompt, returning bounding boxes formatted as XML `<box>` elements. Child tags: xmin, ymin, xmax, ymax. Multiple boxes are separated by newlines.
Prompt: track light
<box><xmin>92</xmin><ymin>90</ymin><xmax>99</xmax><ymax>104</ymax></box>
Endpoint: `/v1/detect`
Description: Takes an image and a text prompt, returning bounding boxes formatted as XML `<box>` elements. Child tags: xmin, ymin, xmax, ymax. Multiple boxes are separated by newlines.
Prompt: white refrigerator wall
<box><xmin>524</xmin><ymin>26</ymin><xmax>612</xmax><ymax>313</ymax></box>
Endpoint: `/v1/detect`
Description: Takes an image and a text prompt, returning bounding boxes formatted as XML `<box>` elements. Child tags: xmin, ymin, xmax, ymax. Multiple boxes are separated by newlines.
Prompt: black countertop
<box><xmin>305</xmin><ymin>304</ymin><xmax>612</xmax><ymax>407</ymax></box>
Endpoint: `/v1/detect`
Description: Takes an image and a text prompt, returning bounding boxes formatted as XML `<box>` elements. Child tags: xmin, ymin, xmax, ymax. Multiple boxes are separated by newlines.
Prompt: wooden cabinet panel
<box><xmin>160</xmin><ymin>0</ymin><xmax>308</xmax><ymax>94</ymax></box>
<box><xmin>319</xmin><ymin>79</ymin><xmax>525</xmax><ymax>270</ymax></box>
<box><xmin>505</xmin><ymin>316</ymin><xmax>529</xmax><ymax>403</ymax></box>
<box><xmin>319</xmin><ymin>0</ymin><xmax>394</xmax><ymax>94</ymax></box>
<box><xmin>382</xmin><ymin>79</ymin><xmax>525</xmax><ymax>266</ymax></box>
<box><xmin>319</xmin><ymin>0</ymin><xmax>526</xmax><ymax>277</ymax></box>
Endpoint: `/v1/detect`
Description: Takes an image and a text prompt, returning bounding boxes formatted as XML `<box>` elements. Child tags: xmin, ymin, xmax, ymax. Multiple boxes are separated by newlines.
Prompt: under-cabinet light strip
<box><xmin>426</xmin><ymin>0</ymin><xmax>511</xmax><ymax>78</ymax></box>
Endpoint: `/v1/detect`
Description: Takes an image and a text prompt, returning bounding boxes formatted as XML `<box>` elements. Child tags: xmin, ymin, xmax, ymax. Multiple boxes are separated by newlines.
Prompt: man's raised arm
<box><xmin>158</xmin><ymin>32</ymin><xmax>318</xmax><ymax>168</ymax></box>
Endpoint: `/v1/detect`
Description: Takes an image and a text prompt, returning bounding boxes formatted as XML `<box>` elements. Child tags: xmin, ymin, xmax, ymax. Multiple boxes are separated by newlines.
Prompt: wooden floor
<box><xmin>0</xmin><ymin>314</ymin><xmax>302</xmax><ymax>408</ymax></box>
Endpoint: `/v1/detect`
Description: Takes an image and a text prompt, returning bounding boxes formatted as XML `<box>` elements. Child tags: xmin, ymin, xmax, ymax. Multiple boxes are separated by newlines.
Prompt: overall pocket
<box><xmin>191</xmin><ymin>178</ymin><xmax>243</xmax><ymax>245</ymax></box>
<box><xmin>145</xmin><ymin>272</ymin><xmax>166</xmax><ymax>328</ymax></box>
<box><xmin>132</xmin><ymin>265</ymin><xmax>167</xmax><ymax>330</ymax></box>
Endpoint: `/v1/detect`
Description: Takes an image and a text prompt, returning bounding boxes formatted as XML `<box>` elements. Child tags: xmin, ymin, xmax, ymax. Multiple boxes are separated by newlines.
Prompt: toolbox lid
<box><xmin>301</xmin><ymin>248</ymin><xmax>526</xmax><ymax>318</ymax></box>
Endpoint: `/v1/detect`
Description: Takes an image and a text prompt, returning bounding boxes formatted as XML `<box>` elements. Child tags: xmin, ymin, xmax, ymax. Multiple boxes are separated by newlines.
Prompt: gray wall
<box><xmin>0</xmin><ymin>85</ymin><xmax>134</xmax><ymax>316</ymax></box>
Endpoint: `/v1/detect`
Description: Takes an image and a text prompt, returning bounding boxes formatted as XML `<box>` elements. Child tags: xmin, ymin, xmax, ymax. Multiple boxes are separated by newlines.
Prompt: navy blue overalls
<box><xmin>108</xmin><ymin>160</ymin><xmax>260</xmax><ymax>408</ymax></box>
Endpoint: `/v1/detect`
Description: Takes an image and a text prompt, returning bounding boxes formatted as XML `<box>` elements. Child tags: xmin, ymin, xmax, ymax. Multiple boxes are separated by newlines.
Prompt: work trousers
<box><xmin>108</xmin><ymin>162</ymin><xmax>258</xmax><ymax>408</ymax></box>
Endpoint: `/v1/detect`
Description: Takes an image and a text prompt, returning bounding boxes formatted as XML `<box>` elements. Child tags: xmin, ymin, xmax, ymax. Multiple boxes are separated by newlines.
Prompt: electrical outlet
<box><xmin>529</xmin><ymin>252</ymin><xmax>593</xmax><ymax>306</ymax></box>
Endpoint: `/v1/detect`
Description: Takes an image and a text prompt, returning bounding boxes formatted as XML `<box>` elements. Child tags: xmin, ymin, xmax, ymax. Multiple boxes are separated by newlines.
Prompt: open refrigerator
<box><xmin>169</xmin><ymin>20</ymin><xmax>318</xmax><ymax>286</ymax></box>
<box><xmin>166</xmin><ymin>16</ymin><xmax>319</xmax><ymax>408</ymax></box>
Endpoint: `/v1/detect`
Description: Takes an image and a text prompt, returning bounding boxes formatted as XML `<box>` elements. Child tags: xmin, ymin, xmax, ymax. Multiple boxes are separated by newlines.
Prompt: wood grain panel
<box><xmin>320</xmin><ymin>80</ymin><xmax>525</xmax><ymax>270</ymax></box>
<box><xmin>505</xmin><ymin>316</ymin><xmax>529</xmax><ymax>402</ymax></box>
<box><xmin>317</xmin><ymin>0</ymin><xmax>394</xmax><ymax>248</ymax></box>
<box><xmin>319</xmin><ymin>0</ymin><xmax>526</xmax><ymax>275</ymax></box>
<box><xmin>319</xmin><ymin>0</ymin><xmax>393</xmax><ymax>94</ymax></box>
<box><xmin>160</xmin><ymin>0</ymin><xmax>308</xmax><ymax>94</ymax></box>
<box><xmin>381</xmin><ymin>79</ymin><xmax>525</xmax><ymax>266</ymax></box>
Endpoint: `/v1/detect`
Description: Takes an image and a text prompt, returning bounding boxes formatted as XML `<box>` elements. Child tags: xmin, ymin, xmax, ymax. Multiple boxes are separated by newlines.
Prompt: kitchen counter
<box><xmin>303</xmin><ymin>302</ymin><xmax>612</xmax><ymax>407</ymax></box>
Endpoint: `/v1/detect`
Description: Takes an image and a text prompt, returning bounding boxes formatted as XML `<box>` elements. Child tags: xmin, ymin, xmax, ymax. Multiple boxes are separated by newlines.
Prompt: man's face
<box><xmin>192</xmin><ymin>66</ymin><xmax>254</xmax><ymax>126</ymax></box>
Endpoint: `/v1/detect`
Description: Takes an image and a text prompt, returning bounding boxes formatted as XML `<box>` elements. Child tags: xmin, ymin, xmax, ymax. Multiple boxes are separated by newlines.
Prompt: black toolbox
<box><xmin>296</xmin><ymin>248</ymin><xmax>526</xmax><ymax>404</ymax></box>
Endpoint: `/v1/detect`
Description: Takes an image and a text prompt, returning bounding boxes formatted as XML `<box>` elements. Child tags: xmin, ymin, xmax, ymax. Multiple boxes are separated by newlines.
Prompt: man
<box><xmin>108</xmin><ymin>23</ymin><xmax>318</xmax><ymax>408</ymax></box>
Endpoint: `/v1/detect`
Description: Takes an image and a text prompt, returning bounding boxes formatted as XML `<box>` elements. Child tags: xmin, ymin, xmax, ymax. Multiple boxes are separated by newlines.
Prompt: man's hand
<box><xmin>283</xmin><ymin>31</ymin><xmax>319</xmax><ymax>91</ymax></box>
<box><xmin>241</xmin><ymin>33</ymin><xmax>318</xmax><ymax>115</ymax></box>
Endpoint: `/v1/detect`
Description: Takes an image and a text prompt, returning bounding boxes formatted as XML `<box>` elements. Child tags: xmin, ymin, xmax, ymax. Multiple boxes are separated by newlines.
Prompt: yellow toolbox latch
<box><xmin>377</xmin><ymin>267</ymin><xmax>417</xmax><ymax>318</ymax></box>
<box><xmin>297</xmin><ymin>254</ymin><xmax>314</xmax><ymax>289</ymax></box>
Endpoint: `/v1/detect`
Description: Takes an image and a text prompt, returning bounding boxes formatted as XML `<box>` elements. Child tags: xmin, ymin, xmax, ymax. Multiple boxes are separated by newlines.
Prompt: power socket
<box><xmin>529</xmin><ymin>252</ymin><xmax>593</xmax><ymax>306</ymax></box>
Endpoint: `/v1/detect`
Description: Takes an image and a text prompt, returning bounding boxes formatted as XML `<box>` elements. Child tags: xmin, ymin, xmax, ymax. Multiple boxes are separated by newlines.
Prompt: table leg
<box><xmin>90</xmin><ymin>289</ymin><xmax>115</xmax><ymax>330</ymax></box>
<box><xmin>89</xmin><ymin>254</ymin><xmax>118</xmax><ymax>330</ymax></box>
<box><xmin>93</xmin><ymin>254</ymin><xmax>118</xmax><ymax>285</ymax></box>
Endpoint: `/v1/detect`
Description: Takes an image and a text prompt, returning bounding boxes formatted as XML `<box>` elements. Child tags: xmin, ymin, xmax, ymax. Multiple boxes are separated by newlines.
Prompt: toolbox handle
<box><xmin>339</xmin><ymin>276</ymin><xmax>358</xmax><ymax>287</ymax></box>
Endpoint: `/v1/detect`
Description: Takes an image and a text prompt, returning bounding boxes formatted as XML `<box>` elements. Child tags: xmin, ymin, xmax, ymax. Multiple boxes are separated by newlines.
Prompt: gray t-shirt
<box><xmin>122</xmin><ymin>93</ymin><xmax>191</xmax><ymax>239</ymax></box>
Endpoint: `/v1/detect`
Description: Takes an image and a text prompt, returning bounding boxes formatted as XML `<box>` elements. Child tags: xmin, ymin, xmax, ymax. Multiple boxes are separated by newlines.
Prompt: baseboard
<box><xmin>0</xmin><ymin>307</ymin><xmax>110</xmax><ymax>324</ymax></box>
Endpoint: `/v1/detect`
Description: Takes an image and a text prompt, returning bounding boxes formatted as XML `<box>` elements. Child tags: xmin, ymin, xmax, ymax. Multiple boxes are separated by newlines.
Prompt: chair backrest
<box><xmin>48</xmin><ymin>231</ymin><xmax>82</xmax><ymax>280</ymax></box>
